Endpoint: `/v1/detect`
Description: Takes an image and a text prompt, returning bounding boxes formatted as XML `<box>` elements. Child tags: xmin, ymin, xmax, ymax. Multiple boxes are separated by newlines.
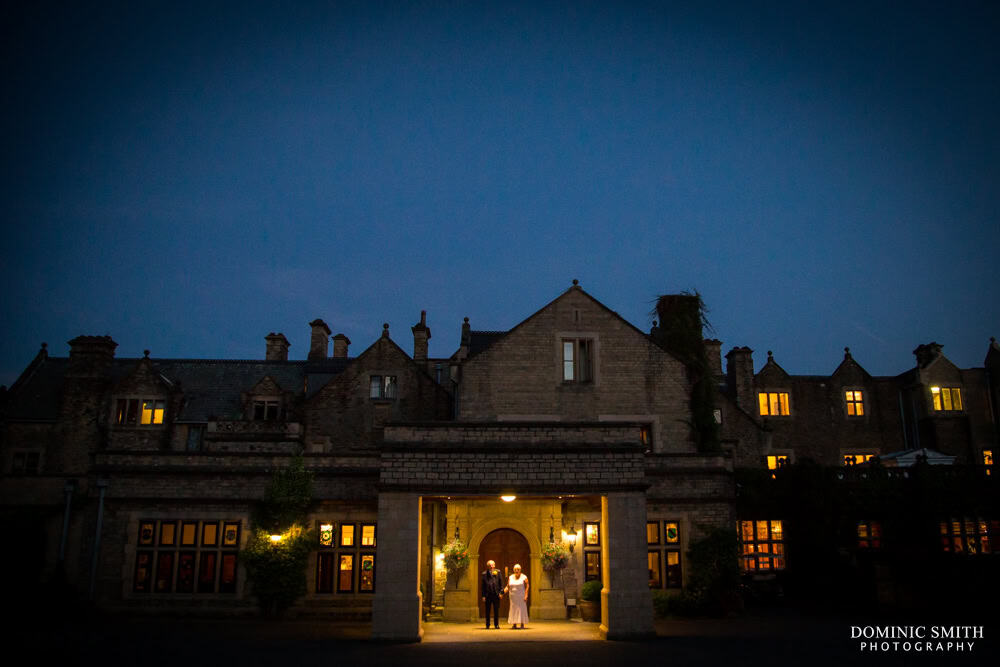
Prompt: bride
<box><xmin>503</xmin><ymin>563</ymin><xmax>529</xmax><ymax>629</ymax></box>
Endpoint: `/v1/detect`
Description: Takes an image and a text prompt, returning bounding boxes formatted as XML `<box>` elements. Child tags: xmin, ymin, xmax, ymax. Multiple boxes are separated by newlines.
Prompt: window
<box><xmin>766</xmin><ymin>455</ymin><xmax>789</xmax><ymax>470</ymax></box>
<box><xmin>940</xmin><ymin>519</ymin><xmax>996</xmax><ymax>554</ymax></box>
<box><xmin>844</xmin><ymin>390</ymin><xmax>864</xmax><ymax>416</ymax></box>
<box><xmin>583</xmin><ymin>520</ymin><xmax>601</xmax><ymax>582</ymax></box>
<box><xmin>639</xmin><ymin>425</ymin><xmax>652</xmax><ymax>448</ymax></box>
<box><xmin>648</xmin><ymin>520</ymin><xmax>682</xmax><ymax>588</ymax></box>
<box><xmin>562</xmin><ymin>338</ymin><xmax>593</xmax><ymax>382</ymax></box>
<box><xmin>856</xmin><ymin>520</ymin><xmax>882</xmax><ymax>549</ymax></box>
<box><xmin>584</xmin><ymin>551</ymin><xmax>601</xmax><ymax>581</ymax></box>
<box><xmin>252</xmin><ymin>399</ymin><xmax>280</xmax><ymax>421</ymax></box>
<box><xmin>10</xmin><ymin>451</ymin><xmax>41</xmax><ymax>475</ymax></box>
<box><xmin>757</xmin><ymin>392</ymin><xmax>790</xmax><ymax>416</ymax></box>
<box><xmin>584</xmin><ymin>522</ymin><xmax>600</xmax><ymax>547</ymax></box>
<box><xmin>186</xmin><ymin>426</ymin><xmax>204</xmax><ymax>452</ymax></box>
<box><xmin>369</xmin><ymin>375</ymin><xmax>397</xmax><ymax>399</ymax></box>
<box><xmin>116</xmin><ymin>398</ymin><xmax>166</xmax><ymax>426</ymax></box>
<box><xmin>133</xmin><ymin>519</ymin><xmax>240</xmax><ymax>594</ymax></box>
<box><xmin>984</xmin><ymin>449</ymin><xmax>993</xmax><ymax>476</ymax></box>
<box><xmin>739</xmin><ymin>520</ymin><xmax>786</xmax><ymax>572</ymax></box>
<box><xmin>317</xmin><ymin>520</ymin><xmax>376</xmax><ymax>594</ymax></box>
<box><xmin>843</xmin><ymin>453</ymin><xmax>875</xmax><ymax>466</ymax></box>
<box><xmin>930</xmin><ymin>386</ymin><xmax>963</xmax><ymax>412</ymax></box>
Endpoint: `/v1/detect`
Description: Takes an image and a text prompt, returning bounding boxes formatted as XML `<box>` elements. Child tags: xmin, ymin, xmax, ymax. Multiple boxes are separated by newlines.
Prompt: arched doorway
<box><xmin>477</xmin><ymin>528</ymin><xmax>530</xmax><ymax>620</ymax></box>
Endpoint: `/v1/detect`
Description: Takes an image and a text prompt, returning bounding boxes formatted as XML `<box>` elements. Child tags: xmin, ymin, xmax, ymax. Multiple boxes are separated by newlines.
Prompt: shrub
<box><xmin>580</xmin><ymin>579</ymin><xmax>602</xmax><ymax>602</ymax></box>
<box><xmin>651</xmin><ymin>589</ymin><xmax>672</xmax><ymax>617</ymax></box>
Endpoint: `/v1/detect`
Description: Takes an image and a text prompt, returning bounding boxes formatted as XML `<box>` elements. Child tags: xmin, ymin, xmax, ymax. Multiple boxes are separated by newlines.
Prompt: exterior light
<box><xmin>500</xmin><ymin>495</ymin><xmax>516</xmax><ymax>502</ymax></box>
<box><xmin>270</xmin><ymin>534</ymin><xmax>283</xmax><ymax>543</ymax></box>
<box><xmin>565</xmin><ymin>524</ymin><xmax>578</xmax><ymax>553</ymax></box>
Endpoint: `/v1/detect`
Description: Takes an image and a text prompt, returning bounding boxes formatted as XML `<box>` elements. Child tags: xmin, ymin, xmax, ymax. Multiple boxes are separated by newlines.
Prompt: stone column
<box><xmin>600</xmin><ymin>492</ymin><xmax>655</xmax><ymax>640</ymax></box>
<box><xmin>372</xmin><ymin>493</ymin><xmax>423</xmax><ymax>641</ymax></box>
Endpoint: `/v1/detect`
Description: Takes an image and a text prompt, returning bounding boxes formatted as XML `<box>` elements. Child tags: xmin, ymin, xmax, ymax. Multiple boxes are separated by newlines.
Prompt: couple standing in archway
<box><xmin>479</xmin><ymin>528</ymin><xmax>530</xmax><ymax>629</ymax></box>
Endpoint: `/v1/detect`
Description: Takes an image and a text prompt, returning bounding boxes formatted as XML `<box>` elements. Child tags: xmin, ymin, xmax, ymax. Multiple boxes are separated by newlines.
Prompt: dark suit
<box><xmin>481</xmin><ymin>568</ymin><xmax>504</xmax><ymax>628</ymax></box>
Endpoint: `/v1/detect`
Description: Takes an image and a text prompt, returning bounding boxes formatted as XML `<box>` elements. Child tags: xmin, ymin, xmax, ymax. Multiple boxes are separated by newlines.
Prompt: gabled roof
<box><xmin>463</xmin><ymin>283</ymin><xmax>665</xmax><ymax>360</ymax></box>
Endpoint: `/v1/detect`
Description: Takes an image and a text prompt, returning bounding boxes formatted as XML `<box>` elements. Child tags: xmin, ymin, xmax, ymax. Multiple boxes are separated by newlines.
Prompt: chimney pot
<box><xmin>308</xmin><ymin>319</ymin><xmax>332</xmax><ymax>360</ymax></box>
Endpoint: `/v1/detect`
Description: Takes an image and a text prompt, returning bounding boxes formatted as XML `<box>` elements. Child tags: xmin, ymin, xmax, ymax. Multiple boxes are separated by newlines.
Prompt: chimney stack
<box><xmin>265</xmin><ymin>333</ymin><xmax>290</xmax><ymax>361</ymax></box>
<box><xmin>308</xmin><ymin>319</ymin><xmax>331</xmax><ymax>360</ymax></box>
<box><xmin>704</xmin><ymin>339</ymin><xmax>723</xmax><ymax>378</ymax></box>
<box><xmin>913</xmin><ymin>342</ymin><xmax>943</xmax><ymax>368</ymax></box>
<box><xmin>725</xmin><ymin>346</ymin><xmax>755</xmax><ymax>412</ymax></box>
<box><xmin>332</xmin><ymin>333</ymin><xmax>351</xmax><ymax>359</ymax></box>
<box><xmin>412</xmin><ymin>310</ymin><xmax>431</xmax><ymax>362</ymax></box>
<box><xmin>67</xmin><ymin>335</ymin><xmax>118</xmax><ymax>378</ymax></box>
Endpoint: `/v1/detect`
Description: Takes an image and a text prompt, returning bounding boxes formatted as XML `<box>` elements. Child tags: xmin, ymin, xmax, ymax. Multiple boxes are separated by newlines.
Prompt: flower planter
<box><xmin>578</xmin><ymin>599</ymin><xmax>600</xmax><ymax>622</ymax></box>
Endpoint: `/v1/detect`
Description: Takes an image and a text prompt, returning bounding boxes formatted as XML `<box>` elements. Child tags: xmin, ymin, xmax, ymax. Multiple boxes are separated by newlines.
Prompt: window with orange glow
<box><xmin>739</xmin><ymin>520</ymin><xmax>785</xmax><ymax>572</ymax></box>
<box><xmin>984</xmin><ymin>449</ymin><xmax>993</xmax><ymax>476</ymax></box>
<box><xmin>843</xmin><ymin>453</ymin><xmax>875</xmax><ymax>466</ymax></box>
<box><xmin>930</xmin><ymin>386</ymin><xmax>963</xmax><ymax>411</ymax></box>
<box><xmin>845</xmin><ymin>390</ymin><xmax>864</xmax><ymax>416</ymax></box>
<box><xmin>766</xmin><ymin>455</ymin><xmax>789</xmax><ymax>470</ymax></box>
<box><xmin>116</xmin><ymin>398</ymin><xmax>165</xmax><ymax>426</ymax></box>
<box><xmin>940</xmin><ymin>518</ymin><xmax>995</xmax><ymax>555</ymax></box>
<box><xmin>856</xmin><ymin>520</ymin><xmax>882</xmax><ymax>549</ymax></box>
<box><xmin>758</xmin><ymin>392</ymin><xmax>790</xmax><ymax>416</ymax></box>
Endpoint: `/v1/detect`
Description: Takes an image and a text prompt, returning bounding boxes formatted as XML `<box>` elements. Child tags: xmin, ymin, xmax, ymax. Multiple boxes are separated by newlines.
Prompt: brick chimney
<box><xmin>412</xmin><ymin>310</ymin><xmax>431</xmax><ymax>362</ymax></box>
<box><xmin>704</xmin><ymin>339</ymin><xmax>723</xmax><ymax>377</ymax></box>
<box><xmin>725</xmin><ymin>346</ymin><xmax>755</xmax><ymax>412</ymax></box>
<box><xmin>67</xmin><ymin>335</ymin><xmax>118</xmax><ymax>378</ymax></box>
<box><xmin>308</xmin><ymin>319</ymin><xmax>331</xmax><ymax>361</ymax></box>
<box><xmin>332</xmin><ymin>333</ymin><xmax>351</xmax><ymax>359</ymax></box>
<box><xmin>265</xmin><ymin>333</ymin><xmax>290</xmax><ymax>361</ymax></box>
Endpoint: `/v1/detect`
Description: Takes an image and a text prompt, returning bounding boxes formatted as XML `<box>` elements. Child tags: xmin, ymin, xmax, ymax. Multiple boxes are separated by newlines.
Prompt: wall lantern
<box><xmin>500</xmin><ymin>495</ymin><xmax>516</xmax><ymax>503</ymax></box>
<box><xmin>269</xmin><ymin>534</ymin><xmax>283</xmax><ymax>543</ymax></box>
<box><xmin>565</xmin><ymin>524</ymin><xmax>578</xmax><ymax>553</ymax></box>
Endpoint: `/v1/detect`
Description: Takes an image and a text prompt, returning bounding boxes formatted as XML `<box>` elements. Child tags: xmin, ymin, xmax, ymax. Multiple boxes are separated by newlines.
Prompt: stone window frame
<box><xmin>843</xmin><ymin>388</ymin><xmax>866</xmax><ymax>417</ymax></box>
<box><xmin>9</xmin><ymin>449</ymin><xmax>43</xmax><ymax>475</ymax></box>
<box><xmin>757</xmin><ymin>390</ymin><xmax>791</xmax><ymax>417</ymax></box>
<box><xmin>940</xmin><ymin>518</ymin><xmax>996</xmax><ymax>555</ymax></box>
<box><xmin>739</xmin><ymin>519</ymin><xmax>786</xmax><ymax>573</ymax></box>
<box><xmin>112</xmin><ymin>396</ymin><xmax>168</xmax><ymax>427</ymax></box>
<box><xmin>251</xmin><ymin>397</ymin><xmax>282</xmax><ymax>421</ymax></box>
<box><xmin>368</xmin><ymin>374</ymin><xmax>398</xmax><ymax>400</ymax></box>
<box><xmin>929</xmin><ymin>385</ymin><xmax>964</xmax><ymax>412</ymax></box>
<box><xmin>555</xmin><ymin>331</ymin><xmax>600</xmax><ymax>386</ymax></box>
<box><xmin>127</xmin><ymin>515</ymin><xmax>243</xmax><ymax>598</ymax></box>
<box><xmin>647</xmin><ymin>519</ymin><xmax>682</xmax><ymax>589</ymax></box>
<box><xmin>316</xmin><ymin>520</ymin><xmax>377</xmax><ymax>595</ymax></box>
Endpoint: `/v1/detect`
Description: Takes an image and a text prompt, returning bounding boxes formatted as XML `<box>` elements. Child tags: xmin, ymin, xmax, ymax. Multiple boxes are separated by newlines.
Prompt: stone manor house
<box><xmin>1</xmin><ymin>282</ymin><xmax>998</xmax><ymax>639</ymax></box>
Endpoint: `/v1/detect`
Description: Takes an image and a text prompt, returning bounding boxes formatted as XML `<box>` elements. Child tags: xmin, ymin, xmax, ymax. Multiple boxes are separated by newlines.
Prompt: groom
<box><xmin>480</xmin><ymin>559</ymin><xmax>504</xmax><ymax>629</ymax></box>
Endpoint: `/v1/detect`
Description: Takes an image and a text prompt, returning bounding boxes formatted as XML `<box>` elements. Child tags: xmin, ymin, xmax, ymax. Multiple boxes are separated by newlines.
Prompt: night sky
<box><xmin>3</xmin><ymin>1</ymin><xmax>998</xmax><ymax>387</ymax></box>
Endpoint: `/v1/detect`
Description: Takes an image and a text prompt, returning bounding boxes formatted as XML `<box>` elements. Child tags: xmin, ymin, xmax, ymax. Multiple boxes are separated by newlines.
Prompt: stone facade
<box><xmin>1</xmin><ymin>283</ymin><xmax>997</xmax><ymax>640</ymax></box>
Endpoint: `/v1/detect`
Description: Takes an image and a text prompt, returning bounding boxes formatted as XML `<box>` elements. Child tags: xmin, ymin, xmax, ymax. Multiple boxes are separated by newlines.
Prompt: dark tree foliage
<box><xmin>651</xmin><ymin>292</ymin><xmax>720</xmax><ymax>453</ymax></box>
<box><xmin>241</xmin><ymin>457</ymin><xmax>316</xmax><ymax>616</ymax></box>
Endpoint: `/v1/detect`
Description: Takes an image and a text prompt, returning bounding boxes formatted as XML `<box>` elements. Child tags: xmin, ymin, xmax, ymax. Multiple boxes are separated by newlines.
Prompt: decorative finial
<box><xmin>652</xmin><ymin>320</ymin><xmax>658</xmax><ymax>327</ymax></box>
<box><xmin>767</xmin><ymin>350</ymin><xmax>773</xmax><ymax>359</ymax></box>
<box><xmin>41</xmin><ymin>342</ymin><xmax>47</xmax><ymax>350</ymax></box>
<box><xmin>382</xmin><ymin>323</ymin><xmax>389</xmax><ymax>338</ymax></box>
<box><xmin>464</xmin><ymin>317</ymin><xmax>469</xmax><ymax>324</ymax></box>
<box><xmin>572</xmin><ymin>278</ymin><xmax>579</xmax><ymax>286</ymax></box>
<box><xmin>143</xmin><ymin>349</ymin><xmax>150</xmax><ymax>358</ymax></box>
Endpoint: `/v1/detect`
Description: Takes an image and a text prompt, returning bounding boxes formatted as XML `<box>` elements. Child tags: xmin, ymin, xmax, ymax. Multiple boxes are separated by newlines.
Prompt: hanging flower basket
<box><xmin>442</xmin><ymin>538</ymin><xmax>471</xmax><ymax>574</ymax></box>
<box><xmin>541</xmin><ymin>541</ymin><xmax>570</xmax><ymax>572</ymax></box>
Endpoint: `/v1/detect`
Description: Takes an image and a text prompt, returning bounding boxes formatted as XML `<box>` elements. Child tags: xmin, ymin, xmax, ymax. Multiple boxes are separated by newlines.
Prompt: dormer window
<box><xmin>115</xmin><ymin>398</ymin><xmax>165</xmax><ymax>426</ymax></box>
<box><xmin>930</xmin><ymin>386</ymin><xmax>963</xmax><ymax>412</ymax></box>
<box><xmin>562</xmin><ymin>338</ymin><xmax>593</xmax><ymax>382</ymax></box>
<box><xmin>844</xmin><ymin>390</ymin><xmax>865</xmax><ymax>416</ymax></box>
<box><xmin>252</xmin><ymin>399</ymin><xmax>280</xmax><ymax>421</ymax></box>
<box><xmin>369</xmin><ymin>375</ymin><xmax>397</xmax><ymax>400</ymax></box>
<box><xmin>758</xmin><ymin>392</ymin><xmax>790</xmax><ymax>416</ymax></box>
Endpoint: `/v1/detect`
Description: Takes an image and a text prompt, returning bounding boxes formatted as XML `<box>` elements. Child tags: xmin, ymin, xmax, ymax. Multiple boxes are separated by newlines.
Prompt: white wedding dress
<box><xmin>507</xmin><ymin>573</ymin><xmax>529</xmax><ymax>625</ymax></box>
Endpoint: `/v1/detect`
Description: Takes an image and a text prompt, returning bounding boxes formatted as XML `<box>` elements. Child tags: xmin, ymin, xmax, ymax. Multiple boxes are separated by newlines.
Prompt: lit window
<box><xmin>359</xmin><ymin>554</ymin><xmax>375</xmax><ymax>592</ymax></box>
<box><xmin>857</xmin><ymin>520</ymin><xmax>882</xmax><ymax>549</ymax></box>
<box><xmin>647</xmin><ymin>522</ymin><xmax>660</xmax><ymax>544</ymax></box>
<box><xmin>758</xmin><ymin>392</ymin><xmax>790</xmax><ymax>416</ymax></box>
<box><xmin>369</xmin><ymin>375</ymin><xmax>397</xmax><ymax>399</ymax></box>
<box><xmin>116</xmin><ymin>398</ymin><xmax>165</xmax><ymax>426</ymax></box>
<box><xmin>647</xmin><ymin>551</ymin><xmax>661</xmax><ymax>588</ymax></box>
<box><xmin>252</xmin><ymin>399</ymin><xmax>280</xmax><ymax>421</ymax></box>
<box><xmin>584</xmin><ymin>551</ymin><xmax>601</xmax><ymax>581</ymax></box>
<box><xmin>767</xmin><ymin>455</ymin><xmax>789</xmax><ymax>470</ymax></box>
<box><xmin>739</xmin><ymin>520</ymin><xmax>786</xmax><ymax>572</ymax></box>
<box><xmin>340</xmin><ymin>524</ymin><xmax>355</xmax><ymax>547</ymax></box>
<box><xmin>845</xmin><ymin>390</ymin><xmax>864</xmax><ymax>416</ymax></box>
<box><xmin>361</xmin><ymin>524</ymin><xmax>376</xmax><ymax>547</ymax></box>
<box><xmin>338</xmin><ymin>554</ymin><xmax>354</xmax><ymax>592</ymax></box>
<box><xmin>584</xmin><ymin>522</ymin><xmax>600</xmax><ymax>547</ymax></box>
<box><xmin>562</xmin><ymin>338</ymin><xmax>594</xmax><ymax>382</ymax></box>
<box><xmin>639</xmin><ymin>425</ymin><xmax>652</xmax><ymax>448</ymax></box>
<box><xmin>940</xmin><ymin>518</ymin><xmax>995</xmax><ymax>555</ymax></box>
<box><xmin>648</xmin><ymin>520</ymin><xmax>682</xmax><ymax>589</ymax></box>
<box><xmin>317</xmin><ymin>520</ymin><xmax>376</xmax><ymax>594</ymax></box>
<box><xmin>133</xmin><ymin>519</ymin><xmax>239</xmax><ymax>594</ymax></box>
<box><xmin>930</xmin><ymin>386</ymin><xmax>963</xmax><ymax>411</ymax></box>
<box><xmin>843</xmin><ymin>453</ymin><xmax>875</xmax><ymax>466</ymax></box>
<box><xmin>984</xmin><ymin>449</ymin><xmax>993</xmax><ymax>476</ymax></box>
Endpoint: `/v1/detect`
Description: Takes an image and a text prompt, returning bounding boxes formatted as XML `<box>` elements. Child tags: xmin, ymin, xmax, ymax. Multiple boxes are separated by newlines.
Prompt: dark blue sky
<box><xmin>3</xmin><ymin>1</ymin><xmax>998</xmax><ymax>386</ymax></box>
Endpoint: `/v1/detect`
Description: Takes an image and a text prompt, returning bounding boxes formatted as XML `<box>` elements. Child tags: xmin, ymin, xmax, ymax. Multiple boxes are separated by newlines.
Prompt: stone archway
<box><xmin>477</xmin><ymin>528</ymin><xmax>530</xmax><ymax>619</ymax></box>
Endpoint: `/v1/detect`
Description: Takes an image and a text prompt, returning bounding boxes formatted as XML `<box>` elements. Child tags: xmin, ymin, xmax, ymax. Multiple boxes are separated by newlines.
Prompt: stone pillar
<box><xmin>600</xmin><ymin>492</ymin><xmax>655</xmax><ymax>640</ymax></box>
<box><xmin>372</xmin><ymin>493</ymin><xmax>423</xmax><ymax>641</ymax></box>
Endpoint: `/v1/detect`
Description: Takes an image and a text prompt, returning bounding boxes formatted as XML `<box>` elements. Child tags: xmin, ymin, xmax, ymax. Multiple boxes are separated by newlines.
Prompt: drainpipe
<box><xmin>898</xmin><ymin>392</ymin><xmax>909</xmax><ymax>450</ymax></box>
<box><xmin>88</xmin><ymin>479</ymin><xmax>108</xmax><ymax>601</ymax></box>
<box><xmin>58</xmin><ymin>479</ymin><xmax>77</xmax><ymax>563</ymax></box>
<box><xmin>430</xmin><ymin>501</ymin><xmax>439</xmax><ymax>607</ymax></box>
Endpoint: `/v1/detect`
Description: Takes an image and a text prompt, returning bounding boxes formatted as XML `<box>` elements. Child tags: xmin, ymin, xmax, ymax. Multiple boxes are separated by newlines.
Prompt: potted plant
<box><xmin>441</xmin><ymin>538</ymin><xmax>470</xmax><ymax>588</ymax></box>
<box><xmin>540</xmin><ymin>541</ymin><xmax>569</xmax><ymax>587</ymax></box>
<box><xmin>578</xmin><ymin>580</ymin><xmax>602</xmax><ymax>622</ymax></box>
